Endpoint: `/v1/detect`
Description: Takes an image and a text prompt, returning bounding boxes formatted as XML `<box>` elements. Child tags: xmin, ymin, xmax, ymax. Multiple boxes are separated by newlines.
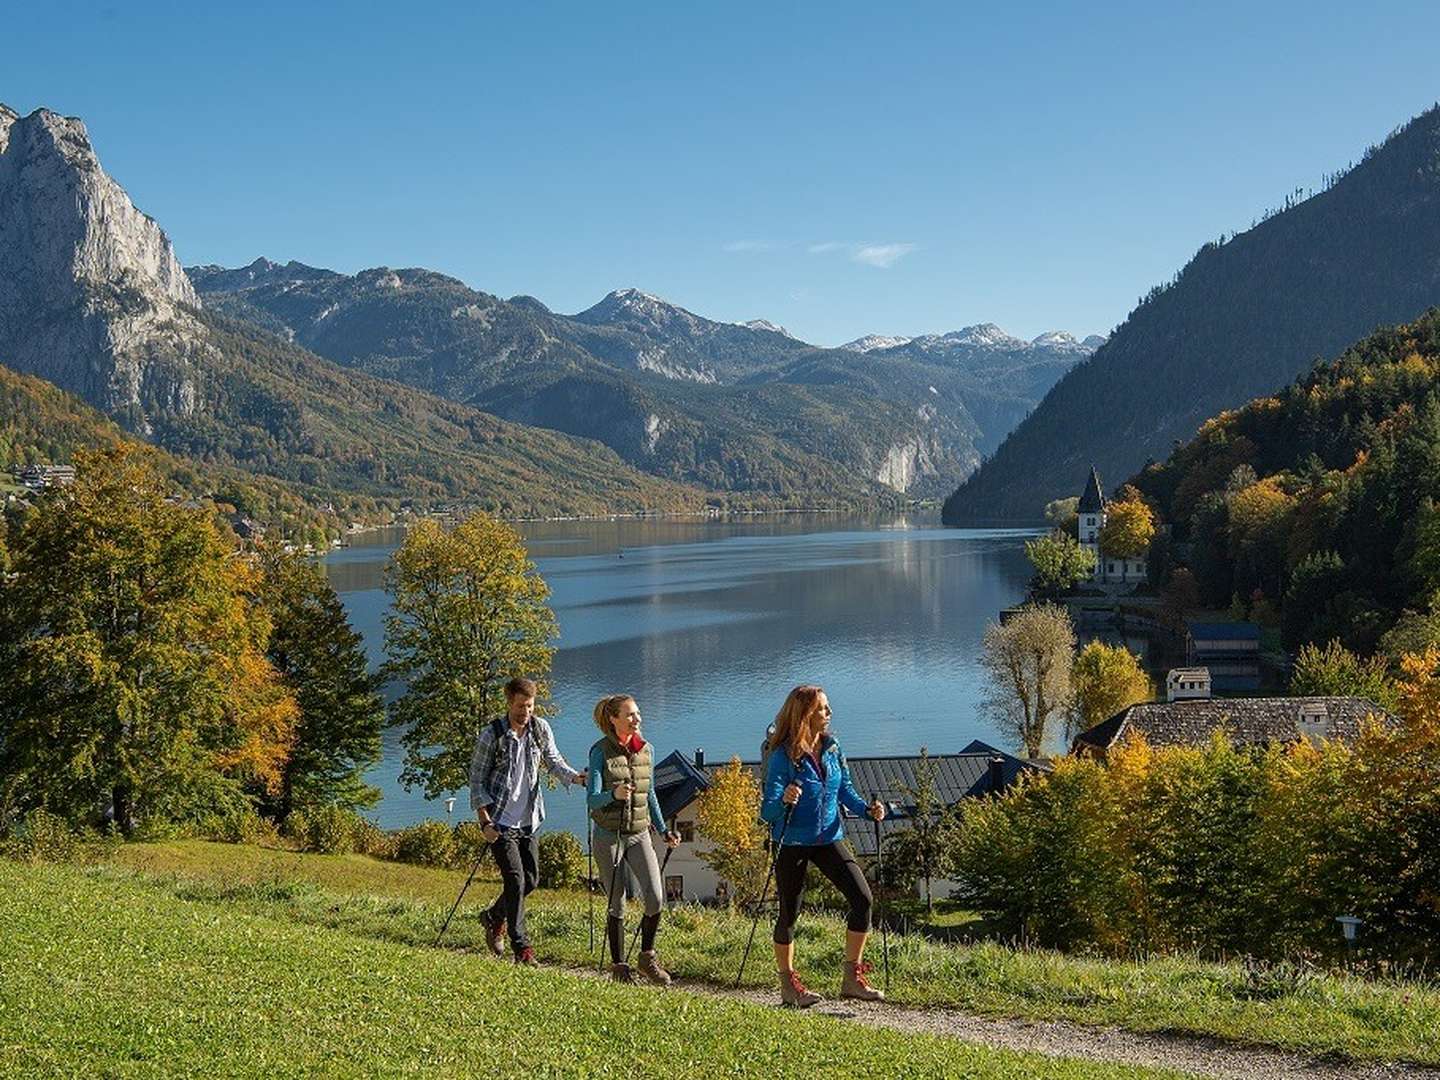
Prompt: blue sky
<box><xmin>7</xmin><ymin>1</ymin><xmax>1440</xmax><ymax>345</ymax></box>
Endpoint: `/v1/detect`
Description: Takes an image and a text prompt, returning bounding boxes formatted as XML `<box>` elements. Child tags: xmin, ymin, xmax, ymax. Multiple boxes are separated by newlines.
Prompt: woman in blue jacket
<box><xmin>761</xmin><ymin>684</ymin><xmax>885</xmax><ymax>1007</ymax></box>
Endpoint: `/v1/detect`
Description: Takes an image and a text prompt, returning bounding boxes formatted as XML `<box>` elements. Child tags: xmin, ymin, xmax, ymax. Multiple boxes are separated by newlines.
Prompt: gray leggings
<box><xmin>594</xmin><ymin>829</ymin><xmax>664</xmax><ymax>918</ymax></box>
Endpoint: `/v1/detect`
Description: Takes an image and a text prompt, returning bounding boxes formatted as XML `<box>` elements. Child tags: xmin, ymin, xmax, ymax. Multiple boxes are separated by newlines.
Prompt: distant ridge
<box><xmin>944</xmin><ymin>104</ymin><xmax>1440</xmax><ymax>523</ymax></box>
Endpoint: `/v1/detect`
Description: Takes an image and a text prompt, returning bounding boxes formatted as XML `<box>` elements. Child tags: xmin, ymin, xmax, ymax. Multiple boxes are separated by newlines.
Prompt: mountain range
<box><xmin>189</xmin><ymin>261</ymin><xmax>1099</xmax><ymax>500</ymax></box>
<box><xmin>0</xmin><ymin>100</ymin><xmax>1097</xmax><ymax>518</ymax></box>
<box><xmin>944</xmin><ymin>104</ymin><xmax>1440</xmax><ymax>523</ymax></box>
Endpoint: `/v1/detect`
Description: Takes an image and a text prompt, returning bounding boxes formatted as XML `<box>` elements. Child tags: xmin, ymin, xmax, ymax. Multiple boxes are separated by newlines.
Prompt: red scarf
<box><xmin>624</xmin><ymin>732</ymin><xmax>645</xmax><ymax>754</ymax></box>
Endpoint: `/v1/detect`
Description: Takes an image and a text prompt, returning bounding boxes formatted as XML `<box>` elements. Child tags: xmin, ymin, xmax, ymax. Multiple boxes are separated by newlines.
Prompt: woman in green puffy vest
<box><xmin>587</xmin><ymin>693</ymin><xmax>680</xmax><ymax>984</ymax></box>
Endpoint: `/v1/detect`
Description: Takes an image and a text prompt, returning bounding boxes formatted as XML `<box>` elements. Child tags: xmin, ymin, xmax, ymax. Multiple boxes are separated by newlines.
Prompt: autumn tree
<box><xmin>0</xmin><ymin>446</ymin><xmax>295</xmax><ymax>832</ymax></box>
<box><xmin>1025</xmin><ymin>531</ymin><xmax>1096</xmax><ymax>597</ymax></box>
<box><xmin>384</xmin><ymin>514</ymin><xmax>557</xmax><ymax>799</ymax></box>
<box><xmin>1097</xmin><ymin>496</ymin><xmax>1155</xmax><ymax>559</ymax></box>
<box><xmin>1069</xmin><ymin>640</ymin><xmax>1152</xmax><ymax>735</ymax></box>
<box><xmin>254</xmin><ymin>543</ymin><xmax>384</xmax><ymax>819</ymax></box>
<box><xmin>695</xmin><ymin>758</ymin><xmax>770</xmax><ymax>907</ymax></box>
<box><xmin>980</xmin><ymin>603</ymin><xmax>1076</xmax><ymax>759</ymax></box>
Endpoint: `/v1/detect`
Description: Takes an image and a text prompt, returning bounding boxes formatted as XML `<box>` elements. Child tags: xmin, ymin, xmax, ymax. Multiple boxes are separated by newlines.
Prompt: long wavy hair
<box><xmin>767</xmin><ymin>685</ymin><xmax>828</xmax><ymax>761</ymax></box>
<box><xmin>593</xmin><ymin>694</ymin><xmax>635</xmax><ymax>737</ymax></box>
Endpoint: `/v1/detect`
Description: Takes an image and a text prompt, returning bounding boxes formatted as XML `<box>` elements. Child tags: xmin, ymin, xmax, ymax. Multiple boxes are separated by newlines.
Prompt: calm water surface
<box><xmin>323</xmin><ymin>515</ymin><xmax>1042</xmax><ymax>839</ymax></box>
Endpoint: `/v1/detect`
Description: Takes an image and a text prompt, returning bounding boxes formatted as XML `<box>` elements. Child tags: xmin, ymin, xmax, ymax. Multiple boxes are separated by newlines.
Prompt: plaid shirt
<box><xmin>468</xmin><ymin>716</ymin><xmax>581</xmax><ymax>830</ymax></box>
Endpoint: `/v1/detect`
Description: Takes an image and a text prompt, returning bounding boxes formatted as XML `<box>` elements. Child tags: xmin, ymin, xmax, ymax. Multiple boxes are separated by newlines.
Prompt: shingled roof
<box><xmin>1073</xmin><ymin>696</ymin><xmax>1393</xmax><ymax>756</ymax></box>
<box><xmin>653</xmin><ymin>740</ymin><xmax>1041</xmax><ymax>857</ymax></box>
<box><xmin>1077</xmin><ymin>466</ymin><xmax>1105</xmax><ymax>513</ymax></box>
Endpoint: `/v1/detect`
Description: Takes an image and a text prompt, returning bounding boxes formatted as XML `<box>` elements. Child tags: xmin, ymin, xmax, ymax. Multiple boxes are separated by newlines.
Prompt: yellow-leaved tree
<box><xmin>1098</xmin><ymin>495</ymin><xmax>1155</xmax><ymax>559</ymax></box>
<box><xmin>695</xmin><ymin>757</ymin><xmax>769</xmax><ymax>907</ymax></box>
<box><xmin>1069</xmin><ymin>640</ymin><xmax>1153</xmax><ymax>736</ymax></box>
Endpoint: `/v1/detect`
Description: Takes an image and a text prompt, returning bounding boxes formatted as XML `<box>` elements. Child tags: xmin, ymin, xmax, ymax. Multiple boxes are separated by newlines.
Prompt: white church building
<box><xmin>1077</xmin><ymin>466</ymin><xmax>1148</xmax><ymax>584</ymax></box>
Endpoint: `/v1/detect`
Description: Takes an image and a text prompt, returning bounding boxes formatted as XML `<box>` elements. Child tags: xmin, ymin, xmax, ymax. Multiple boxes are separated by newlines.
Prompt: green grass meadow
<box><xmin>4</xmin><ymin>841</ymin><xmax>1438</xmax><ymax>1075</ymax></box>
<box><xmin>0</xmin><ymin>857</ymin><xmax>1188</xmax><ymax>1080</ymax></box>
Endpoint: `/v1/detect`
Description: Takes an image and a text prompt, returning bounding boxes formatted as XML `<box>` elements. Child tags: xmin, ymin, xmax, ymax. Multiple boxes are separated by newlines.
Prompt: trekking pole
<box><xmin>625</xmin><ymin>826</ymin><xmax>678</xmax><ymax>967</ymax></box>
<box><xmin>587</xmin><ymin>818</ymin><xmax>596</xmax><ymax>955</ymax></box>
<box><xmin>734</xmin><ymin>801</ymin><xmax>795</xmax><ymax>989</ymax></box>
<box><xmin>434</xmin><ymin>849</ymin><xmax>486</xmax><ymax>948</ymax></box>
<box><xmin>872</xmin><ymin>798</ymin><xmax>890</xmax><ymax>994</ymax></box>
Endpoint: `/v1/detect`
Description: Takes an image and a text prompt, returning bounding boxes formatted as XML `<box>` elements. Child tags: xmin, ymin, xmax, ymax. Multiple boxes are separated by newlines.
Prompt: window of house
<box><xmin>665</xmin><ymin>875</ymin><xmax>684</xmax><ymax>902</ymax></box>
<box><xmin>678</xmin><ymin>820</ymin><xmax>694</xmax><ymax>843</ymax></box>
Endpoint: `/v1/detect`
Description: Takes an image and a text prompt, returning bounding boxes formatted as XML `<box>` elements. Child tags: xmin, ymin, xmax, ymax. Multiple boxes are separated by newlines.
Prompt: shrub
<box><xmin>199</xmin><ymin>808</ymin><xmax>279</xmax><ymax>847</ymax></box>
<box><xmin>451</xmin><ymin>821</ymin><xmax>489</xmax><ymax>870</ymax></box>
<box><xmin>353</xmin><ymin>818</ymin><xmax>396</xmax><ymax>860</ymax></box>
<box><xmin>0</xmin><ymin>809</ymin><xmax>82</xmax><ymax>864</ymax></box>
<box><xmin>303</xmin><ymin>805</ymin><xmax>360</xmax><ymax>855</ymax></box>
<box><xmin>392</xmin><ymin>820</ymin><xmax>455</xmax><ymax>868</ymax></box>
<box><xmin>537</xmin><ymin>830</ymin><xmax>584</xmax><ymax>889</ymax></box>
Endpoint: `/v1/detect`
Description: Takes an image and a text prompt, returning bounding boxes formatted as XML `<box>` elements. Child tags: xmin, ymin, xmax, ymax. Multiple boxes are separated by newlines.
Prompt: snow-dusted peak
<box><xmin>841</xmin><ymin>334</ymin><xmax>912</xmax><ymax>353</ymax></box>
<box><xmin>1031</xmin><ymin>330</ymin><xmax>1079</xmax><ymax>348</ymax></box>
<box><xmin>945</xmin><ymin>323</ymin><xmax>1026</xmax><ymax>350</ymax></box>
<box><xmin>742</xmin><ymin>318</ymin><xmax>794</xmax><ymax>338</ymax></box>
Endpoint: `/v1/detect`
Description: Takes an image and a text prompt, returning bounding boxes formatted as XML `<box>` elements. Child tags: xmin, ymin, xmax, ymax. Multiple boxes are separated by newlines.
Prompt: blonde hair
<box><xmin>593</xmin><ymin>694</ymin><xmax>635</xmax><ymax>736</ymax></box>
<box><xmin>768</xmin><ymin>685</ymin><xmax>828</xmax><ymax>761</ymax></box>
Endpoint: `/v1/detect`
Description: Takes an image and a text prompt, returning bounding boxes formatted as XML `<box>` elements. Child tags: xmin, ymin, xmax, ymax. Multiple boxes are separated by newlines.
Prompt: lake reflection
<box><xmin>323</xmin><ymin>516</ymin><xmax>1037</xmax><ymax>838</ymax></box>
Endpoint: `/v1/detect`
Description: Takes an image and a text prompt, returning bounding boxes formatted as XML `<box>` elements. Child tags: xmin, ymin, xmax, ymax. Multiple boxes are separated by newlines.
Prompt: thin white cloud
<box><xmin>852</xmin><ymin>243</ymin><xmax>917</xmax><ymax>268</ymax></box>
<box><xmin>723</xmin><ymin>240</ymin><xmax>772</xmax><ymax>253</ymax></box>
<box><xmin>807</xmin><ymin>241</ymin><xmax>845</xmax><ymax>254</ymax></box>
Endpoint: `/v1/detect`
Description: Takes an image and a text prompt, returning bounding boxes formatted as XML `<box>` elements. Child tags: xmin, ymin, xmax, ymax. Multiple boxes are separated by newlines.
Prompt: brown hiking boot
<box><xmin>514</xmin><ymin>946</ymin><xmax>538</xmax><ymax>967</ymax></box>
<box><xmin>840</xmin><ymin>960</ymin><xmax>884</xmax><ymax>1002</ymax></box>
<box><xmin>778</xmin><ymin>969</ymin><xmax>821</xmax><ymax>1008</ymax></box>
<box><xmin>610</xmin><ymin>962</ymin><xmax>636</xmax><ymax>983</ymax></box>
<box><xmin>483</xmin><ymin>911</ymin><xmax>506</xmax><ymax>957</ymax></box>
<box><xmin>637</xmin><ymin>950</ymin><xmax>672</xmax><ymax>986</ymax></box>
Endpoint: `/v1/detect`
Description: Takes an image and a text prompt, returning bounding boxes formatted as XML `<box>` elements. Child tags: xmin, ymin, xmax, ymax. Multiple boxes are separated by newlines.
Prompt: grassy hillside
<box><xmin>63</xmin><ymin>841</ymin><xmax>1440</xmax><ymax>1067</ymax></box>
<box><xmin>0</xmin><ymin>857</ymin><xmax>1186</xmax><ymax>1079</ymax></box>
<box><xmin>946</xmin><ymin>104</ymin><xmax>1440</xmax><ymax>522</ymax></box>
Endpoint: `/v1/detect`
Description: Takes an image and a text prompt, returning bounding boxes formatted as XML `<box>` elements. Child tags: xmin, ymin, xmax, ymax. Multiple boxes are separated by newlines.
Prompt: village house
<box><xmin>1072</xmin><ymin>666</ymin><xmax>1392</xmax><ymax>760</ymax></box>
<box><xmin>15</xmin><ymin>463</ymin><xmax>75</xmax><ymax>491</ymax></box>
<box><xmin>1076</xmin><ymin>466</ymin><xmax>1147</xmax><ymax>585</ymax></box>
<box><xmin>649</xmin><ymin>741</ymin><xmax>1039</xmax><ymax>904</ymax></box>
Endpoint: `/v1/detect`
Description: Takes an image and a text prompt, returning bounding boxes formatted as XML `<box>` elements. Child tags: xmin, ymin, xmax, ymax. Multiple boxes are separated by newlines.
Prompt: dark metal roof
<box><xmin>1077</xmin><ymin>466</ymin><xmax>1105</xmax><ymax>513</ymax></box>
<box><xmin>660</xmin><ymin>740</ymin><xmax>1040</xmax><ymax>857</ymax></box>
<box><xmin>1074</xmin><ymin>696</ymin><xmax>1393</xmax><ymax>754</ymax></box>
<box><xmin>1184</xmin><ymin>621</ymin><xmax>1261</xmax><ymax>640</ymax></box>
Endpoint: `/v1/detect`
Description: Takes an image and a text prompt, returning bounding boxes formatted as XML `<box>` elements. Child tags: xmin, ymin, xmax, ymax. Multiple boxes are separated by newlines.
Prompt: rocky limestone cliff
<box><xmin>0</xmin><ymin>105</ymin><xmax>204</xmax><ymax>424</ymax></box>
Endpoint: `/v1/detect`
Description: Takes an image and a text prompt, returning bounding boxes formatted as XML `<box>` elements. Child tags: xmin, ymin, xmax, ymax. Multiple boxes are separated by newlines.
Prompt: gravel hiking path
<box><xmin>552</xmin><ymin>961</ymin><xmax>1440</xmax><ymax>1079</ymax></box>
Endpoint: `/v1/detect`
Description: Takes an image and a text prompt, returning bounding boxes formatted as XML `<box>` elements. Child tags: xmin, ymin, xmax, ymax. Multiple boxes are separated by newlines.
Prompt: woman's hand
<box><xmin>614</xmin><ymin>781</ymin><xmax>635</xmax><ymax>801</ymax></box>
<box><xmin>664</xmin><ymin>830</ymin><xmax>681</xmax><ymax>849</ymax></box>
<box><xmin>782</xmin><ymin>782</ymin><xmax>801</xmax><ymax>806</ymax></box>
<box><xmin>868</xmin><ymin>800</ymin><xmax>886</xmax><ymax>821</ymax></box>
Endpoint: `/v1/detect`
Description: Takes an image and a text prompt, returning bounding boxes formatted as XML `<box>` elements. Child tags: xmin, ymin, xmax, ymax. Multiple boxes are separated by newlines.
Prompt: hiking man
<box><xmin>469</xmin><ymin>677</ymin><xmax>586</xmax><ymax>965</ymax></box>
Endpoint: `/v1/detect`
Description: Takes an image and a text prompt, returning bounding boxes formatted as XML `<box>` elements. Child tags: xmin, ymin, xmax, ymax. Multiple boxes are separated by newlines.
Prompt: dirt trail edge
<box><xmin>554</xmin><ymin>961</ymin><xmax>1439</xmax><ymax>1079</ymax></box>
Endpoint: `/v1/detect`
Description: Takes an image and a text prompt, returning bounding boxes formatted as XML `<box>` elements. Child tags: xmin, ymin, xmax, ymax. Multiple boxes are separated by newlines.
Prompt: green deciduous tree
<box><xmin>384</xmin><ymin>514</ymin><xmax>557</xmax><ymax>799</ymax></box>
<box><xmin>1024</xmin><ymin>531</ymin><xmax>1096</xmax><ymax>597</ymax></box>
<box><xmin>1289</xmin><ymin>639</ymin><xmax>1399</xmax><ymax>710</ymax></box>
<box><xmin>980</xmin><ymin>604</ymin><xmax>1076</xmax><ymax>759</ymax></box>
<box><xmin>883</xmin><ymin>747</ymin><xmax>955</xmax><ymax>912</ymax></box>
<box><xmin>255</xmin><ymin>544</ymin><xmax>384</xmax><ymax>819</ymax></box>
<box><xmin>0</xmin><ymin>446</ymin><xmax>296</xmax><ymax>833</ymax></box>
<box><xmin>1069</xmin><ymin>640</ymin><xmax>1153</xmax><ymax>735</ymax></box>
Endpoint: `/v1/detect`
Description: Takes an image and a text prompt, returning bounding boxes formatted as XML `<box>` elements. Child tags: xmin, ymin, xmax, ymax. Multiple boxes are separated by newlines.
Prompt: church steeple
<box><xmin>1078</xmin><ymin>465</ymin><xmax>1105</xmax><ymax>513</ymax></box>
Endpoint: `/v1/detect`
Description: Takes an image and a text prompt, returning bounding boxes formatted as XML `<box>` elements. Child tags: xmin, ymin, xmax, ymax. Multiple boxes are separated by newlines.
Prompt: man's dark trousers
<box><xmin>487</xmin><ymin>828</ymin><xmax>540</xmax><ymax>951</ymax></box>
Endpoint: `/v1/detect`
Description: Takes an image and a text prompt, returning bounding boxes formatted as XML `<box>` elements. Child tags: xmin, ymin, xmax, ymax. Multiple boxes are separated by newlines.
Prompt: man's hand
<box><xmin>479</xmin><ymin>819</ymin><xmax>500</xmax><ymax>843</ymax></box>
<box><xmin>614</xmin><ymin>781</ymin><xmax>635</xmax><ymax>801</ymax></box>
<box><xmin>664</xmin><ymin>830</ymin><xmax>681</xmax><ymax>849</ymax></box>
<box><xmin>574</xmin><ymin>768</ymin><xmax>588</xmax><ymax>786</ymax></box>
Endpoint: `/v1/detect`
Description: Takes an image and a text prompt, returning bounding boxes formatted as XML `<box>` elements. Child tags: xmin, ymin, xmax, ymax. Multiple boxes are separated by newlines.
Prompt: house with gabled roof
<box><xmin>649</xmin><ymin>740</ymin><xmax>1041</xmax><ymax>903</ymax></box>
<box><xmin>1076</xmin><ymin>465</ymin><xmax>1147</xmax><ymax>585</ymax></box>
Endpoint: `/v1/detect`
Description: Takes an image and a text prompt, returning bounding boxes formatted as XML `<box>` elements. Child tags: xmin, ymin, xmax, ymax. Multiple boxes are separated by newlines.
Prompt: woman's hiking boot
<box><xmin>637</xmin><ymin>950</ymin><xmax>672</xmax><ymax>986</ymax></box>
<box><xmin>514</xmin><ymin>945</ymin><xmax>538</xmax><ymax>967</ymax></box>
<box><xmin>840</xmin><ymin>960</ymin><xmax>884</xmax><ymax>1002</ymax></box>
<box><xmin>483</xmin><ymin>911</ymin><xmax>506</xmax><ymax>957</ymax></box>
<box><xmin>778</xmin><ymin>969</ymin><xmax>821</xmax><ymax>1008</ymax></box>
<box><xmin>610</xmin><ymin>962</ymin><xmax>635</xmax><ymax>983</ymax></box>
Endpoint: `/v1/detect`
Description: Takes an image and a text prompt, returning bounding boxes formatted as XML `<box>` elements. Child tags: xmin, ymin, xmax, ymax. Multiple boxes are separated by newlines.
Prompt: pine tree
<box><xmin>255</xmin><ymin>543</ymin><xmax>384</xmax><ymax>818</ymax></box>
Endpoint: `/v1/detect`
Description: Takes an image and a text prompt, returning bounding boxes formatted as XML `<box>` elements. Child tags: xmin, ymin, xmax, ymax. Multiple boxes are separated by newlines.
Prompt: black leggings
<box><xmin>772</xmin><ymin>841</ymin><xmax>872</xmax><ymax>945</ymax></box>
